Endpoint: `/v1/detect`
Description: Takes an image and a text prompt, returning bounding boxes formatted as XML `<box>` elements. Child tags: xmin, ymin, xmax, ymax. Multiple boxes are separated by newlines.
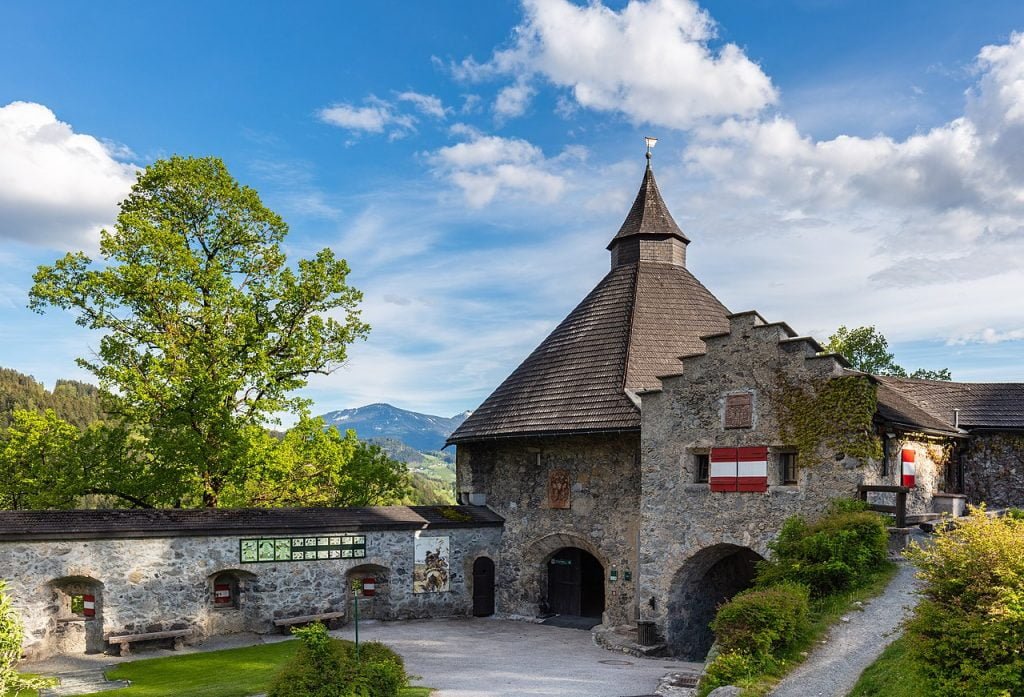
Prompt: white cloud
<box><xmin>494</xmin><ymin>79</ymin><xmax>535</xmax><ymax>119</ymax></box>
<box><xmin>675</xmin><ymin>32</ymin><xmax>1024</xmax><ymax>346</ymax></box>
<box><xmin>0</xmin><ymin>101</ymin><xmax>136</xmax><ymax>250</ymax></box>
<box><xmin>428</xmin><ymin>132</ymin><xmax>585</xmax><ymax>207</ymax></box>
<box><xmin>318</xmin><ymin>92</ymin><xmax>450</xmax><ymax>140</ymax></box>
<box><xmin>396</xmin><ymin>91</ymin><xmax>449</xmax><ymax>119</ymax></box>
<box><xmin>457</xmin><ymin>0</ymin><xmax>776</xmax><ymax>128</ymax></box>
<box><xmin>318</xmin><ymin>96</ymin><xmax>417</xmax><ymax>139</ymax></box>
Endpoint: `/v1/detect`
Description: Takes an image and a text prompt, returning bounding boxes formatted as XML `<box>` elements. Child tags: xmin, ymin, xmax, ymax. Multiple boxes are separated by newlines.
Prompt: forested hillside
<box><xmin>0</xmin><ymin>366</ymin><xmax>453</xmax><ymax>507</ymax></box>
<box><xmin>0</xmin><ymin>368</ymin><xmax>104</xmax><ymax>428</ymax></box>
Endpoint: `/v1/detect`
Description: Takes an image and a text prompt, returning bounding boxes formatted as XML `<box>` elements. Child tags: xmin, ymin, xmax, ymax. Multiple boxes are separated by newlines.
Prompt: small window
<box><xmin>694</xmin><ymin>453</ymin><xmax>710</xmax><ymax>483</ymax></box>
<box><xmin>779</xmin><ymin>452</ymin><xmax>799</xmax><ymax>485</ymax></box>
<box><xmin>70</xmin><ymin>594</ymin><xmax>85</xmax><ymax>615</ymax></box>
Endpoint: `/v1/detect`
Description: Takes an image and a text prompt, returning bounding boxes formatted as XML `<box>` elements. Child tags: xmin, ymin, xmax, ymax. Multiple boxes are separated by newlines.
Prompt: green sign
<box><xmin>240</xmin><ymin>534</ymin><xmax>367</xmax><ymax>563</ymax></box>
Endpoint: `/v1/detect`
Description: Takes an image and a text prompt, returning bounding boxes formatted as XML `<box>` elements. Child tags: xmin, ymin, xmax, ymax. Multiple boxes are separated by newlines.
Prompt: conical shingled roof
<box><xmin>607</xmin><ymin>161</ymin><xmax>690</xmax><ymax>249</ymax></box>
<box><xmin>448</xmin><ymin>164</ymin><xmax>730</xmax><ymax>443</ymax></box>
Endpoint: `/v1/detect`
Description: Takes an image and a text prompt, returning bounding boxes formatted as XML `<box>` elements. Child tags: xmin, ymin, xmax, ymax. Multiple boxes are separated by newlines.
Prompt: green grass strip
<box><xmin>847</xmin><ymin>635</ymin><xmax>929</xmax><ymax>697</ymax></box>
<box><xmin>69</xmin><ymin>640</ymin><xmax>430</xmax><ymax>697</ymax></box>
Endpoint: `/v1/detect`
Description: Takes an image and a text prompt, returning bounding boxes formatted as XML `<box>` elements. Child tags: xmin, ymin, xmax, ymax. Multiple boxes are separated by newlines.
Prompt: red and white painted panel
<box><xmin>737</xmin><ymin>446</ymin><xmax>769</xmax><ymax>492</ymax></box>
<box><xmin>710</xmin><ymin>446</ymin><xmax>768</xmax><ymax>493</ymax></box>
<box><xmin>214</xmin><ymin>583</ymin><xmax>232</xmax><ymax>605</ymax></box>
<box><xmin>901</xmin><ymin>448</ymin><xmax>916</xmax><ymax>487</ymax></box>
<box><xmin>362</xmin><ymin>577</ymin><xmax>376</xmax><ymax>597</ymax></box>
<box><xmin>83</xmin><ymin>594</ymin><xmax>96</xmax><ymax>617</ymax></box>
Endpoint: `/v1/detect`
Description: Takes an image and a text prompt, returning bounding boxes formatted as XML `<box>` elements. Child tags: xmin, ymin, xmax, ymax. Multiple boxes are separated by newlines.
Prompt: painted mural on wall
<box><xmin>413</xmin><ymin>536</ymin><xmax>450</xmax><ymax>593</ymax></box>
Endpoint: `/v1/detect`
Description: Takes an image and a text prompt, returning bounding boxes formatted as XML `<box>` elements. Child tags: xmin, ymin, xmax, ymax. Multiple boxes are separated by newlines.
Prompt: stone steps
<box><xmin>41</xmin><ymin>668</ymin><xmax>129</xmax><ymax>696</ymax></box>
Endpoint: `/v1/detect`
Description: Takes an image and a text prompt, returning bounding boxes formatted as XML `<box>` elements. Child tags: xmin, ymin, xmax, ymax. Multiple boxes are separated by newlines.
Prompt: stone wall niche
<box><xmin>346</xmin><ymin>563</ymin><xmax>391</xmax><ymax>620</ymax></box>
<box><xmin>48</xmin><ymin>576</ymin><xmax>105</xmax><ymax>655</ymax></box>
<box><xmin>206</xmin><ymin>569</ymin><xmax>257</xmax><ymax>636</ymax></box>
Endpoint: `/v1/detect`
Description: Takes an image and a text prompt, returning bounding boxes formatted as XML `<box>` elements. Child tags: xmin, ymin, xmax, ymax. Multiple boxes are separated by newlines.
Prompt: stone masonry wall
<box><xmin>963</xmin><ymin>432</ymin><xmax>1024</xmax><ymax>508</ymax></box>
<box><xmin>1</xmin><ymin>524</ymin><xmax>501</xmax><ymax>660</ymax></box>
<box><xmin>456</xmin><ymin>433</ymin><xmax>640</xmax><ymax>626</ymax></box>
<box><xmin>638</xmin><ymin>313</ymin><xmax>887</xmax><ymax>654</ymax></box>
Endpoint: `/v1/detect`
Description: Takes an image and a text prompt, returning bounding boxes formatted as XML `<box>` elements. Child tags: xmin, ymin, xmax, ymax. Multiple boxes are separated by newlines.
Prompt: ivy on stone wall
<box><xmin>775</xmin><ymin>375</ymin><xmax>882</xmax><ymax>466</ymax></box>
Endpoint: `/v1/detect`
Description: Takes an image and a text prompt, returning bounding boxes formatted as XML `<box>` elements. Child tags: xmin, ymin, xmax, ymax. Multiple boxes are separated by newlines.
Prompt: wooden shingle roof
<box><xmin>874</xmin><ymin>376</ymin><xmax>1024</xmax><ymax>431</ymax></box>
<box><xmin>0</xmin><ymin>505</ymin><xmax>504</xmax><ymax>541</ymax></box>
<box><xmin>607</xmin><ymin>161</ymin><xmax>690</xmax><ymax>247</ymax></box>
<box><xmin>449</xmin><ymin>165</ymin><xmax>730</xmax><ymax>443</ymax></box>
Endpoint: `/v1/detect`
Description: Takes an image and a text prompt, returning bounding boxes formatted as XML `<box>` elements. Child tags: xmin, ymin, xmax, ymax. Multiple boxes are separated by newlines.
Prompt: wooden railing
<box><xmin>857</xmin><ymin>485</ymin><xmax>911</xmax><ymax>528</ymax></box>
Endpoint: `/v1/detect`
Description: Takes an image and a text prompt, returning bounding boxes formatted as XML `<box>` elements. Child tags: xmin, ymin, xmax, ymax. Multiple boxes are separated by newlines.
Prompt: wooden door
<box><xmin>472</xmin><ymin>557</ymin><xmax>495</xmax><ymax>617</ymax></box>
<box><xmin>548</xmin><ymin>548</ymin><xmax>582</xmax><ymax>616</ymax></box>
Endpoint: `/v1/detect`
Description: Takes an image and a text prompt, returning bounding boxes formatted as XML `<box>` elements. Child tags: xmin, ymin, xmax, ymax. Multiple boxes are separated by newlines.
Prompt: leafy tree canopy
<box><xmin>29</xmin><ymin>156</ymin><xmax>370</xmax><ymax>506</ymax></box>
<box><xmin>824</xmin><ymin>325</ymin><xmax>951</xmax><ymax>381</ymax></box>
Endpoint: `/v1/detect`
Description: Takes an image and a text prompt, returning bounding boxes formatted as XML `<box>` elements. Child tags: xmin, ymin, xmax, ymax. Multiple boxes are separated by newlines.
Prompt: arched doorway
<box><xmin>667</xmin><ymin>544</ymin><xmax>763</xmax><ymax>659</ymax></box>
<box><xmin>472</xmin><ymin>557</ymin><xmax>495</xmax><ymax>617</ymax></box>
<box><xmin>546</xmin><ymin>547</ymin><xmax>605</xmax><ymax>619</ymax></box>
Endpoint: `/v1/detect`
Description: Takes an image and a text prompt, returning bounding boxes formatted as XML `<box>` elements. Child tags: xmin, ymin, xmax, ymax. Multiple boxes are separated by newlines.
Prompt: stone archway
<box><xmin>666</xmin><ymin>544</ymin><xmax>764</xmax><ymax>659</ymax></box>
<box><xmin>522</xmin><ymin>533</ymin><xmax>609</xmax><ymax>620</ymax></box>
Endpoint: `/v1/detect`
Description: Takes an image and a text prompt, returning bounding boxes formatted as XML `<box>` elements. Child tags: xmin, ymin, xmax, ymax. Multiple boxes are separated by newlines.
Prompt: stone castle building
<box><xmin>449</xmin><ymin>156</ymin><xmax>1024</xmax><ymax>657</ymax></box>
<box><xmin>2</xmin><ymin>154</ymin><xmax>1022</xmax><ymax>661</ymax></box>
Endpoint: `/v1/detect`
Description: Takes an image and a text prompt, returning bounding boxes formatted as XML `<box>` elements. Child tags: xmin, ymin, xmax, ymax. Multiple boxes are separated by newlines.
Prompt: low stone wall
<box><xmin>2</xmin><ymin>524</ymin><xmax>501</xmax><ymax>660</ymax></box>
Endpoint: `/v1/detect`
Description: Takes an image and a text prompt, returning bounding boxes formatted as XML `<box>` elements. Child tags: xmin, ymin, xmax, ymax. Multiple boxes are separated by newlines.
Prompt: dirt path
<box><xmin>769</xmin><ymin>561</ymin><xmax>920</xmax><ymax>697</ymax></box>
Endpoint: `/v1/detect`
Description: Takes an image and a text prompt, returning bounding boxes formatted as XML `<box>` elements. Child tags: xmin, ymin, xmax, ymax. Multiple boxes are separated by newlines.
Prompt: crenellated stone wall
<box><xmin>456</xmin><ymin>433</ymin><xmax>640</xmax><ymax>625</ymax></box>
<box><xmin>1</xmin><ymin>524</ymin><xmax>501</xmax><ymax>660</ymax></box>
<box><xmin>637</xmin><ymin>312</ymin><xmax>888</xmax><ymax>657</ymax></box>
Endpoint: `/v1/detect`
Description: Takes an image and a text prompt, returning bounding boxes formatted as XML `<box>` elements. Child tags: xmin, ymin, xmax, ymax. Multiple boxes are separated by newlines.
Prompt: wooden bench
<box><xmin>106</xmin><ymin>628</ymin><xmax>191</xmax><ymax>657</ymax></box>
<box><xmin>273</xmin><ymin>611</ymin><xmax>345</xmax><ymax>633</ymax></box>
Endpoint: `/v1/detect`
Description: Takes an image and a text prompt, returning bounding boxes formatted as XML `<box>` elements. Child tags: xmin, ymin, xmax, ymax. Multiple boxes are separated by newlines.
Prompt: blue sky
<box><xmin>2</xmin><ymin>0</ymin><xmax>1024</xmax><ymax>419</ymax></box>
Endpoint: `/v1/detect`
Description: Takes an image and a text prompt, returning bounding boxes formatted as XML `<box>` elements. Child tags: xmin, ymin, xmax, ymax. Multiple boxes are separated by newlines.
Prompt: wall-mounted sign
<box><xmin>239</xmin><ymin>535</ymin><xmax>366</xmax><ymax>563</ymax></box>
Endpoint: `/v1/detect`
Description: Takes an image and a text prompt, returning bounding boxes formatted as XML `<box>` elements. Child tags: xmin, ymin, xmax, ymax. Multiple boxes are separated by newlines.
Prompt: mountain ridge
<box><xmin>319</xmin><ymin>402</ymin><xmax>470</xmax><ymax>454</ymax></box>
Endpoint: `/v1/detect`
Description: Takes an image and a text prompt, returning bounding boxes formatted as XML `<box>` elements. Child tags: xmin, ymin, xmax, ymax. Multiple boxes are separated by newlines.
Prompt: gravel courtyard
<box><xmin>333</xmin><ymin>617</ymin><xmax>701</xmax><ymax>697</ymax></box>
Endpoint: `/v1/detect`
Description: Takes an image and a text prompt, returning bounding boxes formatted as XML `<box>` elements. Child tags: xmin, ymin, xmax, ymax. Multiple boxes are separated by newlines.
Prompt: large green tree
<box><xmin>824</xmin><ymin>325</ymin><xmax>951</xmax><ymax>380</ymax></box>
<box><xmin>30</xmin><ymin>156</ymin><xmax>370</xmax><ymax>506</ymax></box>
<box><xmin>224</xmin><ymin>416</ymin><xmax>409</xmax><ymax>508</ymax></box>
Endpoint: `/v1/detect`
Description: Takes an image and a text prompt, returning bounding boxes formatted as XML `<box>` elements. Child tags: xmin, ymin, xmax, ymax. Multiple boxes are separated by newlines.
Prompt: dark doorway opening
<box><xmin>472</xmin><ymin>557</ymin><xmax>495</xmax><ymax>617</ymax></box>
<box><xmin>667</xmin><ymin>545</ymin><xmax>763</xmax><ymax>659</ymax></box>
<box><xmin>546</xmin><ymin>547</ymin><xmax>605</xmax><ymax>621</ymax></box>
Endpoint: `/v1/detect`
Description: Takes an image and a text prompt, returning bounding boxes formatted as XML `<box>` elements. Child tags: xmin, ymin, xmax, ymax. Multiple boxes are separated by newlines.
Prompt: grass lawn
<box><xmin>70</xmin><ymin>640</ymin><xmax>431</xmax><ymax>697</ymax></box>
<box><xmin>847</xmin><ymin>635</ymin><xmax>929</xmax><ymax>697</ymax></box>
<box><xmin>729</xmin><ymin>562</ymin><xmax>901</xmax><ymax>697</ymax></box>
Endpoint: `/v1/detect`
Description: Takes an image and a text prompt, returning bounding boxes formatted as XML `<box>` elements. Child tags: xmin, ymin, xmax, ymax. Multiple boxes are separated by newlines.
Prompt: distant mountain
<box><xmin>320</xmin><ymin>403</ymin><xmax>470</xmax><ymax>454</ymax></box>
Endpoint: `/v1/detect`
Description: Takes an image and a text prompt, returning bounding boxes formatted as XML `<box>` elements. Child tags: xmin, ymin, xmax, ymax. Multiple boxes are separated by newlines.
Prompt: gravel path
<box><xmin>769</xmin><ymin>561</ymin><xmax>921</xmax><ymax>697</ymax></box>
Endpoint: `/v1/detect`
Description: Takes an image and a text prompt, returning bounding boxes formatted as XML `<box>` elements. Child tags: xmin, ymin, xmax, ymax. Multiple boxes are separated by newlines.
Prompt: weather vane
<box><xmin>644</xmin><ymin>136</ymin><xmax>658</xmax><ymax>160</ymax></box>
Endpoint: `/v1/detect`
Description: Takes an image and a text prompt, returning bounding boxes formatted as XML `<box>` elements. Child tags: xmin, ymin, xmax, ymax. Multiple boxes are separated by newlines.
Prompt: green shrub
<box><xmin>710</xmin><ymin>582</ymin><xmax>810</xmax><ymax>662</ymax></box>
<box><xmin>267</xmin><ymin>623</ymin><xmax>352</xmax><ymax>697</ymax></box>
<box><xmin>828</xmin><ymin>496</ymin><xmax>870</xmax><ymax>514</ymax></box>
<box><xmin>904</xmin><ymin>508</ymin><xmax>1024</xmax><ymax>696</ymax></box>
<box><xmin>268</xmin><ymin>623</ymin><xmax>410</xmax><ymax>697</ymax></box>
<box><xmin>698</xmin><ymin>650</ymin><xmax>761</xmax><ymax>697</ymax></box>
<box><xmin>757</xmin><ymin>507</ymin><xmax>888</xmax><ymax>596</ymax></box>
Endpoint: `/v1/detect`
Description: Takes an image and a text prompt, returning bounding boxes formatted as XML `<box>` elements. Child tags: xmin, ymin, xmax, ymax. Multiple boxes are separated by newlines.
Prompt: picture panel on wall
<box><xmin>413</xmin><ymin>535</ymin><xmax>450</xmax><ymax>593</ymax></box>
